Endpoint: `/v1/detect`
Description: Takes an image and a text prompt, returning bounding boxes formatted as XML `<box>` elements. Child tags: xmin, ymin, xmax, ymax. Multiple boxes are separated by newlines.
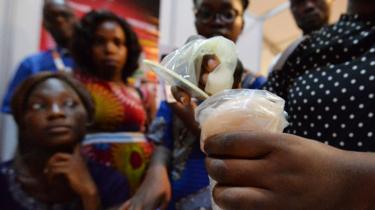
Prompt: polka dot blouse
<box><xmin>264</xmin><ymin>14</ymin><xmax>375</xmax><ymax>151</ymax></box>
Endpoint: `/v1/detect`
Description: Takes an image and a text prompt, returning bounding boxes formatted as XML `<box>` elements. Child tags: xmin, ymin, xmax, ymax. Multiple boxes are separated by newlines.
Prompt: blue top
<box><xmin>0</xmin><ymin>160</ymin><xmax>129</xmax><ymax>210</ymax></box>
<box><xmin>148</xmin><ymin>101</ymin><xmax>210</xmax><ymax>210</ymax></box>
<box><xmin>1</xmin><ymin>48</ymin><xmax>75</xmax><ymax>113</ymax></box>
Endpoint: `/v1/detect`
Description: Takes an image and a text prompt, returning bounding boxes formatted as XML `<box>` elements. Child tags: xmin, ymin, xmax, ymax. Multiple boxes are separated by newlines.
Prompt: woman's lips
<box><xmin>46</xmin><ymin>125</ymin><xmax>72</xmax><ymax>134</ymax></box>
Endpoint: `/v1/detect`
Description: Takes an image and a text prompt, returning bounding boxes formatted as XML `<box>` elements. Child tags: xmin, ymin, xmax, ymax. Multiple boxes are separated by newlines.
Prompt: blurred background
<box><xmin>0</xmin><ymin>0</ymin><xmax>347</xmax><ymax>160</ymax></box>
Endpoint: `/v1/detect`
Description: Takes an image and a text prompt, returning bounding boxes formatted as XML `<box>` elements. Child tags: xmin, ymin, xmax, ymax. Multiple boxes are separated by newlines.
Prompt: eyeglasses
<box><xmin>195</xmin><ymin>8</ymin><xmax>241</xmax><ymax>24</ymax></box>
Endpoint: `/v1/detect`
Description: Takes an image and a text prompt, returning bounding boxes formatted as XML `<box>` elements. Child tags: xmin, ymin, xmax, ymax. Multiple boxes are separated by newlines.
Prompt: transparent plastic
<box><xmin>195</xmin><ymin>89</ymin><xmax>289</xmax><ymax>210</ymax></box>
<box><xmin>160</xmin><ymin>36</ymin><xmax>238</xmax><ymax>96</ymax></box>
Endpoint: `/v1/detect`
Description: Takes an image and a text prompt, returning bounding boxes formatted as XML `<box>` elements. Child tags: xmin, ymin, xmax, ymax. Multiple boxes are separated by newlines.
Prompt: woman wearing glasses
<box><xmin>121</xmin><ymin>1</ymin><xmax>250</xmax><ymax>210</ymax></box>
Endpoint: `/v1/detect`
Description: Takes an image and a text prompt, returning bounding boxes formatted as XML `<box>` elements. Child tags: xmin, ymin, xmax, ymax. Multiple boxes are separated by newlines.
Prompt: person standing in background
<box><xmin>290</xmin><ymin>0</ymin><xmax>330</xmax><ymax>35</ymax></box>
<box><xmin>123</xmin><ymin>1</ymin><xmax>250</xmax><ymax>210</ymax></box>
<box><xmin>1</xmin><ymin>0</ymin><xmax>77</xmax><ymax>113</ymax></box>
<box><xmin>267</xmin><ymin>0</ymin><xmax>330</xmax><ymax>74</ymax></box>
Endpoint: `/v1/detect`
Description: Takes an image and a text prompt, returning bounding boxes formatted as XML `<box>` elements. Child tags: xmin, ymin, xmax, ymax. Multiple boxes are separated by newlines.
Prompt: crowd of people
<box><xmin>1</xmin><ymin>0</ymin><xmax>375</xmax><ymax>210</ymax></box>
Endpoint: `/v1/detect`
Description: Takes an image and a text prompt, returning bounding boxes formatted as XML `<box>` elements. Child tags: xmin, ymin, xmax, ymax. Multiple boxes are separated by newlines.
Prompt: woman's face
<box><xmin>21</xmin><ymin>78</ymin><xmax>88</xmax><ymax>150</ymax></box>
<box><xmin>91</xmin><ymin>21</ymin><xmax>128</xmax><ymax>81</ymax></box>
<box><xmin>194</xmin><ymin>0</ymin><xmax>244</xmax><ymax>43</ymax></box>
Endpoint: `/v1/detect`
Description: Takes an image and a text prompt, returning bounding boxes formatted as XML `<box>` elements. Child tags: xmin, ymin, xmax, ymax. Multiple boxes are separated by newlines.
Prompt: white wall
<box><xmin>0</xmin><ymin>0</ymin><xmax>43</xmax><ymax>161</ymax></box>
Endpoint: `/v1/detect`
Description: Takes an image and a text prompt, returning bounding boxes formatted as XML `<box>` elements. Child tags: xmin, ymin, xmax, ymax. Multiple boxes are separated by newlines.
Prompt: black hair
<box><xmin>11</xmin><ymin>72</ymin><xmax>95</xmax><ymax>126</ymax></box>
<box><xmin>72</xmin><ymin>10</ymin><xmax>142</xmax><ymax>82</ymax></box>
<box><xmin>193</xmin><ymin>0</ymin><xmax>250</xmax><ymax>10</ymax></box>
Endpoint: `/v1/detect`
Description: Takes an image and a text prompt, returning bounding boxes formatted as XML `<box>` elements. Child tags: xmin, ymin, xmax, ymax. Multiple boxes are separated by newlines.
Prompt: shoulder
<box><xmin>0</xmin><ymin>160</ymin><xmax>14</xmax><ymax>176</ymax></box>
<box><xmin>22</xmin><ymin>50</ymin><xmax>52</xmax><ymax>64</ymax></box>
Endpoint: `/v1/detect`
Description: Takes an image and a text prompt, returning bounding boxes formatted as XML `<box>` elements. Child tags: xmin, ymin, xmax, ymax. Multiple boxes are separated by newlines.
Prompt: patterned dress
<box><xmin>76</xmin><ymin>72</ymin><xmax>153</xmax><ymax>194</ymax></box>
<box><xmin>264</xmin><ymin>14</ymin><xmax>375</xmax><ymax>151</ymax></box>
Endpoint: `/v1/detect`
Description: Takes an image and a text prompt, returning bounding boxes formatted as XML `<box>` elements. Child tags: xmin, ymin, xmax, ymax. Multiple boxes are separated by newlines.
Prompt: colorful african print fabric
<box><xmin>76</xmin><ymin>72</ymin><xmax>153</xmax><ymax>194</ymax></box>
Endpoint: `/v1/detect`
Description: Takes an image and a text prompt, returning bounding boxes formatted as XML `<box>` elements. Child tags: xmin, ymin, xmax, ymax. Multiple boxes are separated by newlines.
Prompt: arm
<box><xmin>46</xmin><ymin>146</ymin><xmax>101</xmax><ymax>210</ymax></box>
<box><xmin>120</xmin><ymin>102</ymin><xmax>174</xmax><ymax>210</ymax></box>
<box><xmin>120</xmin><ymin>145</ymin><xmax>172</xmax><ymax>210</ymax></box>
<box><xmin>204</xmin><ymin>131</ymin><xmax>375</xmax><ymax>210</ymax></box>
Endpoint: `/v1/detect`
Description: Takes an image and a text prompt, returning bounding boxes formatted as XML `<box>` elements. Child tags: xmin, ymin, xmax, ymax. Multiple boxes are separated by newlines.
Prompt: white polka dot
<box><xmin>317</xmin><ymin>115</ymin><xmax>322</xmax><ymax>120</ymax></box>
<box><xmin>350</xmin><ymin>96</ymin><xmax>356</xmax><ymax>101</ymax></box>
<box><xmin>369</xmin><ymin>76</ymin><xmax>375</xmax><ymax>81</ymax></box>
<box><xmin>336</xmin><ymin>69</ymin><xmax>342</xmax><ymax>74</ymax></box>
<box><xmin>310</xmin><ymin>123</ymin><xmax>315</xmax><ymax>128</ymax></box>
<box><xmin>341</xmin><ymin>124</ymin><xmax>346</xmax><ymax>128</ymax></box>
<box><xmin>343</xmin><ymin>73</ymin><xmax>349</xmax><ymax>78</ymax></box>
<box><xmin>349</xmin><ymin>114</ymin><xmax>355</xmax><ymax>119</ymax></box>
<box><xmin>341</xmin><ymin>88</ymin><xmax>347</xmax><ymax>93</ymax></box>
<box><xmin>313</xmin><ymin>78</ymin><xmax>319</xmax><ymax>83</ymax></box>
<box><xmin>368</xmin><ymin>132</ymin><xmax>373</xmax><ymax>137</ymax></box>
<box><xmin>361</xmin><ymin>57</ymin><xmax>367</xmax><ymax>62</ymax></box>
<box><xmin>352</xmin><ymin>65</ymin><xmax>358</xmax><ymax>70</ymax></box>
<box><xmin>303</xmin><ymin>115</ymin><xmax>308</xmax><ymax>119</ymax></box>
<box><xmin>360</xmin><ymin>69</ymin><xmax>367</xmax><ymax>74</ymax></box>
<box><xmin>358</xmin><ymin>122</ymin><xmax>364</xmax><ymax>128</ymax></box>
<box><xmin>332</xmin><ymin>98</ymin><xmax>338</xmax><ymax>103</ymax></box>
<box><xmin>303</xmin><ymin>131</ymin><xmax>308</xmax><ymax>135</ymax></box>
<box><xmin>332</xmin><ymin>115</ymin><xmax>337</xmax><ymax>120</ymax></box>
<box><xmin>369</xmin><ymin>93</ymin><xmax>374</xmax><ymax>99</ymax></box>
<box><xmin>325</xmin><ymin>106</ymin><xmax>330</xmax><ymax>111</ymax></box>
<box><xmin>324</xmin><ymin>140</ymin><xmax>329</xmax><ymax>144</ymax></box>
<box><xmin>350</xmin><ymin>79</ymin><xmax>357</xmax><ymax>84</ymax></box>
<box><xmin>341</xmin><ymin>105</ymin><xmax>346</xmax><ymax>110</ymax></box>
<box><xmin>310</xmin><ymin>106</ymin><xmax>315</xmax><ymax>111</ymax></box>
<box><xmin>339</xmin><ymin>141</ymin><xmax>345</xmax><ymax>146</ymax></box>
<box><xmin>334</xmin><ymin>82</ymin><xmax>340</xmax><ymax>87</ymax></box>
<box><xmin>327</xmin><ymin>76</ymin><xmax>333</xmax><ymax>81</ymax></box>
<box><xmin>311</xmin><ymin>91</ymin><xmax>316</xmax><ymax>96</ymax></box>
<box><xmin>324</xmin><ymin>123</ymin><xmax>329</xmax><ymax>128</ymax></box>
<box><xmin>359</xmin><ymin>85</ymin><xmax>365</xmax><ymax>91</ymax></box>
<box><xmin>332</xmin><ymin>133</ymin><xmax>337</xmax><ymax>138</ymax></box>
<box><xmin>369</xmin><ymin>112</ymin><xmax>374</xmax><ymax>118</ymax></box>
<box><xmin>325</xmin><ymin>90</ymin><xmax>331</xmax><ymax>95</ymax></box>
<box><xmin>371</xmin><ymin>61</ymin><xmax>375</xmax><ymax>66</ymax></box>
<box><xmin>357</xmin><ymin>141</ymin><xmax>363</xmax><ymax>147</ymax></box>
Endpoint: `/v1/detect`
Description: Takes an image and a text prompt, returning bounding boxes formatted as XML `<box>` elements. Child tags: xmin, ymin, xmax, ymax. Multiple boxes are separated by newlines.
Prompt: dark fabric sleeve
<box><xmin>87</xmin><ymin>160</ymin><xmax>130</xmax><ymax>209</ymax></box>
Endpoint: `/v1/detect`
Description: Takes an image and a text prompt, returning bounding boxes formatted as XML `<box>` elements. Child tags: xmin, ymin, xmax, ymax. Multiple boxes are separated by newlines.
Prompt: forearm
<box><xmin>148</xmin><ymin>145</ymin><xmax>171</xmax><ymax>171</ymax></box>
<box><xmin>80</xmin><ymin>185</ymin><xmax>101</xmax><ymax>210</ymax></box>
